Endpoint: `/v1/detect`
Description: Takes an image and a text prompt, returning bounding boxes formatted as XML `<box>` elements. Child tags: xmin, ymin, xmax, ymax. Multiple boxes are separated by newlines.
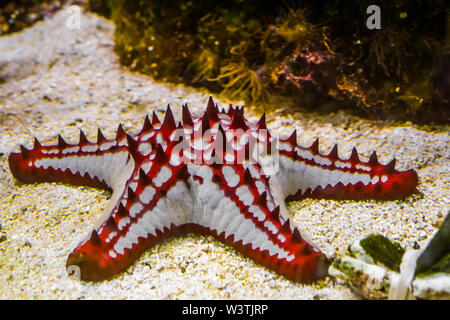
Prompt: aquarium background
<box><xmin>2</xmin><ymin>0</ymin><xmax>448</xmax><ymax>122</ymax></box>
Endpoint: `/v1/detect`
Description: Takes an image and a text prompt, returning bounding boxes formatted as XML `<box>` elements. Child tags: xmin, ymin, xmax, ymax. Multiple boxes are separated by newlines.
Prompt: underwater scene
<box><xmin>0</xmin><ymin>0</ymin><xmax>449</xmax><ymax>301</ymax></box>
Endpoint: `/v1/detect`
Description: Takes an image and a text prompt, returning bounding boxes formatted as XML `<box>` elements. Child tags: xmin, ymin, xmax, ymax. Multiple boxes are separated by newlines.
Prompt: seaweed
<box><xmin>106</xmin><ymin>0</ymin><xmax>449</xmax><ymax>123</ymax></box>
<box><xmin>416</xmin><ymin>211</ymin><xmax>450</xmax><ymax>276</ymax></box>
<box><xmin>416</xmin><ymin>253</ymin><xmax>450</xmax><ymax>277</ymax></box>
<box><xmin>209</xmin><ymin>62</ymin><xmax>270</xmax><ymax>104</ymax></box>
<box><xmin>360</xmin><ymin>234</ymin><xmax>405</xmax><ymax>272</ymax></box>
<box><xmin>188</xmin><ymin>49</ymin><xmax>219</xmax><ymax>83</ymax></box>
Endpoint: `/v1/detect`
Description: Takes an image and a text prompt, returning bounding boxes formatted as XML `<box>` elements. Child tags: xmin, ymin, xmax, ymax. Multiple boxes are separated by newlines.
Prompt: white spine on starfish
<box><xmin>250</xmin><ymin>165</ymin><xmax>262</xmax><ymax>179</ymax></box>
<box><xmin>264</xmin><ymin>220</ymin><xmax>278</xmax><ymax>234</ymax></box>
<box><xmin>296</xmin><ymin>148</ymin><xmax>314</xmax><ymax>160</ymax></box>
<box><xmin>114</xmin><ymin>236</ymin><xmax>133</xmax><ymax>255</ymax></box>
<box><xmin>62</xmin><ymin>146</ymin><xmax>80</xmax><ymax>154</ymax></box>
<box><xmin>314</xmin><ymin>155</ymin><xmax>332</xmax><ymax>166</ymax></box>
<box><xmin>126</xmin><ymin>223</ymin><xmax>147</xmax><ymax>245</ymax></box>
<box><xmin>81</xmin><ymin>145</ymin><xmax>98</xmax><ymax>152</ymax></box>
<box><xmin>356</xmin><ymin>164</ymin><xmax>371</xmax><ymax>172</ymax></box>
<box><xmin>335</xmin><ymin>161</ymin><xmax>351</xmax><ymax>169</ymax></box>
<box><xmin>169</xmin><ymin>153</ymin><xmax>181</xmax><ymax>166</ymax></box>
<box><xmin>242</xmin><ymin>162</ymin><xmax>262</xmax><ymax>179</ymax></box>
<box><xmin>188</xmin><ymin>165</ymin><xmax>214</xmax><ymax>181</ymax></box>
<box><xmin>141</xmin><ymin>161</ymin><xmax>152</xmax><ymax>174</ymax></box>
<box><xmin>41</xmin><ymin>149</ymin><xmax>59</xmax><ymax>155</ymax></box>
<box><xmin>278</xmin><ymin>142</ymin><xmax>293</xmax><ymax>152</ymax></box>
<box><xmin>222</xmin><ymin>166</ymin><xmax>240</xmax><ymax>187</ymax></box>
<box><xmin>108</xmin><ymin>250</ymin><xmax>117</xmax><ymax>258</ymax></box>
<box><xmin>236</xmin><ymin>186</ymin><xmax>254</xmax><ymax>206</ymax></box>
<box><xmin>254</xmin><ymin>180</ymin><xmax>268</xmax><ymax>195</ymax></box>
<box><xmin>138</xmin><ymin>142</ymin><xmax>152</xmax><ymax>156</ymax></box>
<box><xmin>155</xmin><ymin>133</ymin><xmax>164</xmax><ymax>145</ymax></box>
<box><xmin>128</xmin><ymin>181</ymin><xmax>138</xmax><ymax>192</ymax></box>
<box><xmin>152</xmin><ymin>166</ymin><xmax>172</xmax><ymax>187</ymax></box>
<box><xmin>140</xmin><ymin>185</ymin><xmax>156</xmax><ymax>204</ymax></box>
<box><xmin>129</xmin><ymin>203</ymin><xmax>143</xmax><ymax>218</ymax></box>
<box><xmin>105</xmin><ymin>231</ymin><xmax>117</xmax><ymax>244</ymax></box>
<box><xmin>117</xmin><ymin>217</ymin><xmax>130</xmax><ymax>230</ymax></box>
<box><xmin>224</xmin><ymin>153</ymin><xmax>235</xmax><ymax>163</ymax></box>
<box><xmin>99</xmin><ymin>141</ymin><xmax>116</xmax><ymax>151</ymax></box>
<box><xmin>192</xmin><ymin>137</ymin><xmax>212</xmax><ymax>151</ymax></box>
<box><xmin>248</xmin><ymin>205</ymin><xmax>266</xmax><ymax>222</ymax></box>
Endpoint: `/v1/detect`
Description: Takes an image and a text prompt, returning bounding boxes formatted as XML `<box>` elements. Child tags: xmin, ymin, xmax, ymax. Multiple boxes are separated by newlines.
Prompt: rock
<box><xmin>329</xmin><ymin>255</ymin><xmax>391</xmax><ymax>300</ymax></box>
<box><xmin>358</xmin><ymin>234</ymin><xmax>405</xmax><ymax>272</ymax></box>
<box><xmin>330</xmin><ymin>230</ymin><xmax>450</xmax><ymax>300</ymax></box>
<box><xmin>0</xmin><ymin>232</ymin><xmax>7</xmax><ymax>243</ymax></box>
<box><xmin>413</xmin><ymin>273</ymin><xmax>450</xmax><ymax>300</ymax></box>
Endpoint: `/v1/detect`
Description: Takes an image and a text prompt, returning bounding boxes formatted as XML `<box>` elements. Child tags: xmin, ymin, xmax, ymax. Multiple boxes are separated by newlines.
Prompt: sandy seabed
<box><xmin>0</xmin><ymin>9</ymin><xmax>448</xmax><ymax>299</ymax></box>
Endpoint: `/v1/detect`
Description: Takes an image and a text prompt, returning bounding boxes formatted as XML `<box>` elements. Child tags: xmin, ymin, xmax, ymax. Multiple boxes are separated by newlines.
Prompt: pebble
<box><xmin>418</xmin><ymin>231</ymin><xmax>428</xmax><ymax>240</ymax></box>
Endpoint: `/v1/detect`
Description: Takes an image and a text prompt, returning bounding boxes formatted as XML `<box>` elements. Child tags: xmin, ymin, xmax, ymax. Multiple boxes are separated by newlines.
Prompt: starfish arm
<box><xmin>276</xmin><ymin>137</ymin><xmax>418</xmax><ymax>201</ymax></box>
<box><xmin>8</xmin><ymin>127</ymin><xmax>132</xmax><ymax>191</ymax></box>
<box><xmin>185</xmin><ymin>163</ymin><xmax>329</xmax><ymax>283</ymax></box>
<box><xmin>66</xmin><ymin>147</ymin><xmax>193</xmax><ymax>281</ymax></box>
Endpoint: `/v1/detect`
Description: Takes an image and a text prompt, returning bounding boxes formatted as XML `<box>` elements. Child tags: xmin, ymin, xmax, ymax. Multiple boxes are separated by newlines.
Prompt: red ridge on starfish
<box><xmin>140</xmin><ymin>115</ymin><xmax>153</xmax><ymax>133</ymax></box>
<box><xmin>160</xmin><ymin>105</ymin><xmax>177</xmax><ymax>134</ymax></box>
<box><xmin>182</xmin><ymin>103</ymin><xmax>194</xmax><ymax>128</ymax></box>
<box><xmin>116</xmin><ymin>124</ymin><xmax>126</xmax><ymax>141</ymax></box>
<box><xmin>97</xmin><ymin>129</ymin><xmax>107</xmax><ymax>144</ymax></box>
<box><xmin>206</xmin><ymin>96</ymin><xmax>220</xmax><ymax>122</ymax></box>
<box><xmin>152</xmin><ymin>111</ymin><xmax>160</xmax><ymax>126</ymax></box>
<box><xmin>79</xmin><ymin>129</ymin><xmax>89</xmax><ymax>145</ymax></box>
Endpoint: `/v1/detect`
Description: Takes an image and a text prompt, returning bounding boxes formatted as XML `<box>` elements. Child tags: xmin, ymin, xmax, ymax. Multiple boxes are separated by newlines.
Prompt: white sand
<box><xmin>0</xmin><ymin>9</ymin><xmax>448</xmax><ymax>299</ymax></box>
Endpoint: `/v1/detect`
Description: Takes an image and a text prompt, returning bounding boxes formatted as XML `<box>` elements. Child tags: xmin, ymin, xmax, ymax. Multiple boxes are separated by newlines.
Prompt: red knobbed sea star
<box><xmin>8</xmin><ymin>97</ymin><xmax>418</xmax><ymax>282</ymax></box>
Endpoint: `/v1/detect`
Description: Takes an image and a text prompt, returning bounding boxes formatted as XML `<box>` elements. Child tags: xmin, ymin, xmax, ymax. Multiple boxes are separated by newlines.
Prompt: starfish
<box><xmin>8</xmin><ymin>97</ymin><xmax>418</xmax><ymax>283</ymax></box>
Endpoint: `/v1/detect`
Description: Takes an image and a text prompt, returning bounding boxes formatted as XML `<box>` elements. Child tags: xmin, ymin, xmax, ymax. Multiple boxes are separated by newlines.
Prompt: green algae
<box><xmin>416</xmin><ymin>253</ymin><xmax>450</xmax><ymax>278</ymax></box>
<box><xmin>360</xmin><ymin>234</ymin><xmax>405</xmax><ymax>272</ymax></box>
<box><xmin>416</xmin><ymin>212</ymin><xmax>450</xmax><ymax>276</ymax></box>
